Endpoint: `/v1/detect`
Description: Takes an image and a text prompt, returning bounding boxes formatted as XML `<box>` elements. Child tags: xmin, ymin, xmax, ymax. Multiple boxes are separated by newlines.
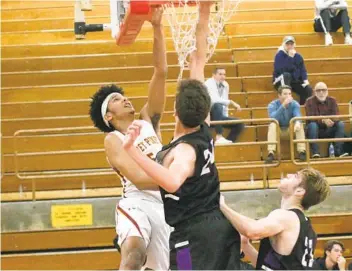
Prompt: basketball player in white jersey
<box><xmin>89</xmin><ymin>7</ymin><xmax>169</xmax><ymax>270</ymax></box>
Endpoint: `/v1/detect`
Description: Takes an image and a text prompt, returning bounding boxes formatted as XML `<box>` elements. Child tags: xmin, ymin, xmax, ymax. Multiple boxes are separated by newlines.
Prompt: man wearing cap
<box><xmin>314</xmin><ymin>0</ymin><xmax>352</xmax><ymax>46</ymax></box>
<box><xmin>273</xmin><ymin>36</ymin><xmax>313</xmax><ymax>105</ymax></box>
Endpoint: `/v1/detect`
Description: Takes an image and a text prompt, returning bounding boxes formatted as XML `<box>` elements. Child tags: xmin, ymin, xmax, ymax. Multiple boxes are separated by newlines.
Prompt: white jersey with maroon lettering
<box><xmin>110</xmin><ymin>120</ymin><xmax>162</xmax><ymax>203</ymax></box>
<box><xmin>109</xmin><ymin>120</ymin><xmax>170</xmax><ymax>270</ymax></box>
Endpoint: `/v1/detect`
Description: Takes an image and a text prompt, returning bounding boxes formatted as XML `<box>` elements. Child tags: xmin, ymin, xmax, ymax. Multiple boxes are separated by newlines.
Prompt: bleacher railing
<box><xmin>12</xmin><ymin>118</ymin><xmax>280</xmax><ymax>201</ymax></box>
<box><xmin>289</xmin><ymin>115</ymin><xmax>352</xmax><ymax>166</ymax></box>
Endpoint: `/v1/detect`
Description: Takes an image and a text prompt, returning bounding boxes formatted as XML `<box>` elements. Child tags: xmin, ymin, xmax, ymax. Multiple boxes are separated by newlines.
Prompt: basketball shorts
<box><xmin>169</xmin><ymin>209</ymin><xmax>241</xmax><ymax>270</ymax></box>
<box><xmin>115</xmin><ymin>197</ymin><xmax>170</xmax><ymax>270</ymax></box>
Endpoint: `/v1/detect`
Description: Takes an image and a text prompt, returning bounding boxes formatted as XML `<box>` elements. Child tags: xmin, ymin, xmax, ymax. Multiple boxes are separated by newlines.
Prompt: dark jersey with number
<box><xmin>256</xmin><ymin>209</ymin><xmax>317</xmax><ymax>270</ymax></box>
<box><xmin>156</xmin><ymin>123</ymin><xmax>219</xmax><ymax>227</ymax></box>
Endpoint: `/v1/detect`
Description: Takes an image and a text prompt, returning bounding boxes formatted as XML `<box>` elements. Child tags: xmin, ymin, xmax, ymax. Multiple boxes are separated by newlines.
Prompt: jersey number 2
<box><xmin>301</xmin><ymin>237</ymin><xmax>314</xmax><ymax>268</ymax></box>
<box><xmin>201</xmin><ymin>140</ymin><xmax>215</xmax><ymax>176</ymax></box>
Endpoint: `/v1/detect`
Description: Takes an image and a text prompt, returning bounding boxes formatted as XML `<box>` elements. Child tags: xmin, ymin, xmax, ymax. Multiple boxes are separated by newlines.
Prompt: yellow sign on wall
<box><xmin>51</xmin><ymin>204</ymin><xmax>93</xmax><ymax>228</ymax></box>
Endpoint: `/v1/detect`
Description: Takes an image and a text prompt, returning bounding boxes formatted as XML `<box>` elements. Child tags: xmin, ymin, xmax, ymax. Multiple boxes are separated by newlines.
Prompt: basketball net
<box><xmin>162</xmin><ymin>0</ymin><xmax>242</xmax><ymax>80</ymax></box>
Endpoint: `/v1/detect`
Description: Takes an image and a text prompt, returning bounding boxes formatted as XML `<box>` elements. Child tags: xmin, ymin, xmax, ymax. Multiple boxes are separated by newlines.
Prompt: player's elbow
<box><xmin>245</xmin><ymin>225</ymin><xmax>264</xmax><ymax>241</ymax></box>
<box><xmin>154</xmin><ymin>66</ymin><xmax>168</xmax><ymax>78</ymax></box>
<box><xmin>163</xmin><ymin>180</ymin><xmax>181</xmax><ymax>194</ymax></box>
<box><xmin>246</xmin><ymin>232</ymin><xmax>262</xmax><ymax>241</ymax></box>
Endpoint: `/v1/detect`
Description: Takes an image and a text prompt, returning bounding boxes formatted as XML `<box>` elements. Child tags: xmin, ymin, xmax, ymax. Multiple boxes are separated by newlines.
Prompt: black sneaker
<box><xmin>265</xmin><ymin>152</ymin><xmax>275</xmax><ymax>164</ymax></box>
<box><xmin>298</xmin><ymin>152</ymin><xmax>306</xmax><ymax>162</ymax></box>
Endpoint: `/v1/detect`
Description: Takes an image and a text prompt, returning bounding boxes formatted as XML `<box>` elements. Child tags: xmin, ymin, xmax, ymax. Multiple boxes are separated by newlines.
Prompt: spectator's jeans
<box><xmin>210</xmin><ymin>103</ymin><xmax>244</xmax><ymax>142</ymax></box>
<box><xmin>267</xmin><ymin>123</ymin><xmax>306</xmax><ymax>153</ymax></box>
<box><xmin>274</xmin><ymin>72</ymin><xmax>313</xmax><ymax>105</ymax></box>
<box><xmin>314</xmin><ymin>9</ymin><xmax>351</xmax><ymax>35</ymax></box>
<box><xmin>306</xmin><ymin>121</ymin><xmax>345</xmax><ymax>155</ymax></box>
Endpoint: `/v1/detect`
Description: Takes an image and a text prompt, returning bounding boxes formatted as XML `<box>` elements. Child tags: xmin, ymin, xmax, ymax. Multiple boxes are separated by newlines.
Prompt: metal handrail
<box><xmin>289</xmin><ymin>115</ymin><xmax>352</xmax><ymax>166</ymax></box>
<box><xmin>12</xmin><ymin>118</ymin><xmax>281</xmax><ymax>200</ymax></box>
<box><xmin>1</xmin><ymin>133</ymin><xmax>3</xmax><ymax>181</ymax></box>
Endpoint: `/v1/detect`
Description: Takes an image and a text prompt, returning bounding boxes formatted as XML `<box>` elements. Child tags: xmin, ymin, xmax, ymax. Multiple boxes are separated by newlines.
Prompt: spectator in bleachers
<box><xmin>205</xmin><ymin>67</ymin><xmax>244</xmax><ymax>145</ymax></box>
<box><xmin>305</xmin><ymin>82</ymin><xmax>349</xmax><ymax>158</ymax></box>
<box><xmin>314</xmin><ymin>0</ymin><xmax>352</xmax><ymax>45</ymax></box>
<box><xmin>273</xmin><ymin>36</ymin><xmax>313</xmax><ymax>105</ymax></box>
<box><xmin>265</xmin><ymin>85</ymin><xmax>306</xmax><ymax>164</ymax></box>
<box><xmin>313</xmin><ymin>240</ymin><xmax>346</xmax><ymax>270</ymax></box>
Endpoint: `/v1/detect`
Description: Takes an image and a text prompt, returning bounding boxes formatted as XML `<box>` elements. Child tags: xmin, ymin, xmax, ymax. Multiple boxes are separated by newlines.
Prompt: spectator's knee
<box><xmin>336</xmin><ymin>120</ymin><xmax>345</xmax><ymax>130</ymax></box>
<box><xmin>282</xmin><ymin>72</ymin><xmax>292</xmax><ymax>80</ymax></box>
<box><xmin>238</xmin><ymin>122</ymin><xmax>245</xmax><ymax>131</ymax></box>
<box><xmin>305</xmin><ymin>85</ymin><xmax>313</xmax><ymax>96</ymax></box>
<box><xmin>320</xmin><ymin>9</ymin><xmax>330</xmax><ymax>16</ymax></box>
<box><xmin>212</xmin><ymin>103</ymin><xmax>223</xmax><ymax>111</ymax></box>
<box><xmin>340</xmin><ymin>9</ymin><xmax>348</xmax><ymax>15</ymax></box>
<box><xmin>210</xmin><ymin>103</ymin><xmax>223</xmax><ymax>119</ymax></box>
<box><xmin>307</xmin><ymin>122</ymin><xmax>318</xmax><ymax>130</ymax></box>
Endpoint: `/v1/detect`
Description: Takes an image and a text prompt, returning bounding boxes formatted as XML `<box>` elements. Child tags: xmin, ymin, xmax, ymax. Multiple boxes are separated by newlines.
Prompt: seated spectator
<box><xmin>273</xmin><ymin>36</ymin><xmax>313</xmax><ymax>105</ymax></box>
<box><xmin>305</xmin><ymin>82</ymin><xmax>349</xmax><ymax>158</ymax></box>
<box><xmin>313</xmin><ymin>240</ymin><xmax>346</xmax><ymax>270</ymax></box>
<box><xmin>314</xmin><ymin>0</ymin><xmax>352</xmax><ymax>45</ymax></box>
<box><xmin>266</xmin><ymin>85</ymin><xmax>306</xmax><ymax>163</ymax></box>
<box><xmin>205</xmin><ymin>67</ymin><xmax>244</xmax><ymax>145</ymax></box>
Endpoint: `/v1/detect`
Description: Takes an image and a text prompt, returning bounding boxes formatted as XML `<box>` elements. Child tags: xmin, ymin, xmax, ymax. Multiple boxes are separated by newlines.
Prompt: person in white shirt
<box><xmin>314</xmin><ymin>0</ymin><xmax>352</xmax><ymax>45</ymax></box>
<box><xmin>205</xmin><ymin>67</ymin><xmax>244</xmax><ymax>145</ymax></box>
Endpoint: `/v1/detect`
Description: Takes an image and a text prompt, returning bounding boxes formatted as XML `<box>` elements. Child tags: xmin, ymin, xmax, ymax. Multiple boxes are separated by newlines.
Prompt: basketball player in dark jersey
<box><xmin>122</xmin><ymin>2</ymin><xmax>241</xmax><ymax>270</ymax></box>
<box><xmin>220</xmin><ymin>168</ymin><xmax>331</xmax><ymax>270</ymax></box>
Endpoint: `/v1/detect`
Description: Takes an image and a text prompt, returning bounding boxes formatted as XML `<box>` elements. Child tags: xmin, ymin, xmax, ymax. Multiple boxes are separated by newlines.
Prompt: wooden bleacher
<box><xmin>1</xmin><ymin>214</ymin><xmax>351</xmax><ymax>269</ymax></box>
<box><xmin>1</xmin><ymin>0</ymin><xmax>352</xmax><ymax>269</ymax></box>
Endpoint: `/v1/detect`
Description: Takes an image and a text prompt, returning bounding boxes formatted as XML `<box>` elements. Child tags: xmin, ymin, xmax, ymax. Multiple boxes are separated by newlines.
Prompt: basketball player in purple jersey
<box><xmin>220</xmin><ymin>168</ymin><xmax>331</xmax><ymax>270</ymax></box>
<box><xmin>122</xmin><ymin>2</ymin><xmax>241</xmax><ymax>269</ymax></box>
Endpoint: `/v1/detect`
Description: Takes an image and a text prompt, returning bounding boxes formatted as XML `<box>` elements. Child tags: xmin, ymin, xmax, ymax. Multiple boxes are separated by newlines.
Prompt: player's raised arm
<box><xmin>122</xmin><ymin>121</ymin><xmax>196</xmax><ymax>193</ymax></box>
<box><xmin>140</xmin><ymin>7</ymin><xmax>167</xmax><ymax>136</ymax></box>
<box><xmin>189</xmin><ymin>2</ymin><xmax>212</xmax><ymax>125</ymax></box>
<box><xmin>189</xmin><ymin>2</ymin><xmax>211</xmax><ymax>82</ymax></box>
<box><xmin>104</xmin><ymin>133</ymin><xmax>159</xmax><ymax>190</ymax></box>
<box><xmin>220</xmin><ymin>196</ymin><xmax>289</xmax><ymax>240</ymax></box>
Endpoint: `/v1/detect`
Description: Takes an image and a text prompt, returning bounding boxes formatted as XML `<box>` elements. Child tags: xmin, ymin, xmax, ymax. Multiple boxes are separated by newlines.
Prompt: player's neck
<box><xmin>173</xmin><ymin>122</ymin><xmax>200</xmax><ymax>141</ymax></box>
<box><xmin>113</xmin><ymin>118</ymin><xmax>134</xmax><ymax>135</ymax></box>
<box><xmin>280</xmin><ymin>197</ymin><xmax>304</xmax><ymax>211</ymax></box>
<box><xmin>325</xmin><ymin>257</ymin><xmax>336</xmax><ymax>270</ymax></box>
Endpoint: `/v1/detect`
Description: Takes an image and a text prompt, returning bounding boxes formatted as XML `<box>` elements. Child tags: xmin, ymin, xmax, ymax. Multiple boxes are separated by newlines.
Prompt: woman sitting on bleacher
<box><xmin>273</xmin><ymin>36</ymin><xmax>313</xmax><ymax>105</ymax></box>
<box><xmin>314</xmin><ymin>0</ymin><xmax>352</xmax><ymax>46</ymax></box>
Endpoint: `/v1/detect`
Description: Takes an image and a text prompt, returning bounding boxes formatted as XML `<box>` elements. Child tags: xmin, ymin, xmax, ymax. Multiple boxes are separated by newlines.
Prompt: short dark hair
<box><xmin>324</xmin><ymin>240</ymin><xmax>345</xmax><ymax>257</ymax></box>
<box><xmin>89</xmin><ymin>84</ymin><xmax>124</xmax><ymax>132</ymax></box>
<box><xmin>213</xmin><ymin>67</ymin><xmax>226</xmax><ymax>75</ymax></box>
<box><xmin>175</xmin><ymin>79</ymin><xmax>211</xmax><ymax>128</ymax></box>
<box><xmin>278</xmin><ymin>85</ymin><xmax>292</xmax><ymax>95</ymax></box>
<box><xmin>299</xmin><ymin>168</ymin><xmax>330</xmax><ymax>210</ymax></box>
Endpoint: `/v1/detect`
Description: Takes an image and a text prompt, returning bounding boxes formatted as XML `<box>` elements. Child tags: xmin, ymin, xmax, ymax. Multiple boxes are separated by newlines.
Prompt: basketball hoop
<box><xmin>74</xmin><ymin>0</ymin><xmax>242</xmax><ymax>79</ymax></box>
<box><xmin>162</xmin><ymin>0</ymin><xmax>242</xmax><ymax>79</ymax></box>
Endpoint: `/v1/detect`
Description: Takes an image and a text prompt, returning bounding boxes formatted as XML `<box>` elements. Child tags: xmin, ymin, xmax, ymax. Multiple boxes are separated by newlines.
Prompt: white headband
<box><xmin>101</xmin><ymin>93</ymin><xmax>116</xmax><ymax>128</ymax></box>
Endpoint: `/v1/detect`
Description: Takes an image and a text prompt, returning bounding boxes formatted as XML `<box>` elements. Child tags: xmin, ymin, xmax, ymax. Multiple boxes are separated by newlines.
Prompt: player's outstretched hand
<box><xmin>149</xmin><ymin>6</ymin><xmax>163</xmax><ymax>27</ymax></box>
<box><xmin>123</xmin><ymin>120</ymin><xmax>143</xmax><ymax>150</ymax></box>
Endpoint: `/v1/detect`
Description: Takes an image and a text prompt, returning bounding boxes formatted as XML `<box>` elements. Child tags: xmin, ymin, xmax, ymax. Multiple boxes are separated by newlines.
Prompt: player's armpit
<box><xmin>104</xmin><ymin>133</ymin><xmax>159</xmax><ymax>191</ymax></box>
<box><xmin>139</xmin><ymin>104</ymin><xmax>162</xmax><ymax>141</ymax></box>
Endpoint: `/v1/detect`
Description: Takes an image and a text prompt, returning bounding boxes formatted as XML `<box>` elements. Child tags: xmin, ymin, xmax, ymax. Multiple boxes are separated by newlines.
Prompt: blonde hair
<box><xmin>299</xmin><ymin>168</ymin><xmax>331</xmax><ymax>210</ymax></box>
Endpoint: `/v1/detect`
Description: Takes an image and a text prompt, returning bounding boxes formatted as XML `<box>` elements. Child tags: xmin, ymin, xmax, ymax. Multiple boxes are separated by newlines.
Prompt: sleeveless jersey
<box><xmin>109</xmin><ymin>120</ymin><xmax>162</xmax><ymax>203</ymax></box>
<box><xmin>156</xmin><ymin>123</ymin><xmax>220</xmax><ymax>227</ymax></box>
<box><xmin>256</xmin><ymin>209</ymin><xmax>317</xmax><ymax>270</ymax></box>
